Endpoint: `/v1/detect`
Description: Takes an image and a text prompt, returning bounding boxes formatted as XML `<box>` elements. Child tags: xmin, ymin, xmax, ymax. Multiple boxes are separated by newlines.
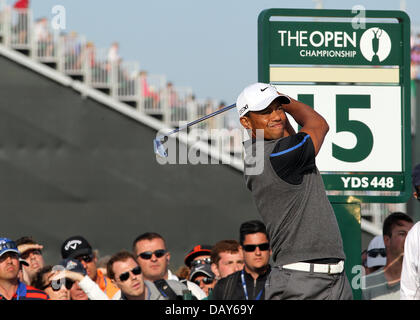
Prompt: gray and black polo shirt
<box><xmin>244</xmin><ymin>132</ymin><xmax>345</xmax><ymax>266</ymax></box>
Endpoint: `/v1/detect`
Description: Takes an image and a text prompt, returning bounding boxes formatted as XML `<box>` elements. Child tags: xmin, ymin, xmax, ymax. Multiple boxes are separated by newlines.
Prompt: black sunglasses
<box><xmin>193</xmin><ymin>277</ymin><xmax>214</xmax><ymax>286</ymax></box>
<box><xmin>243</xmin><ymin>242</ymin><xmax>270</xmax><ymax>252</ymax></box>
<box><xmin>75</xmin><ymin>254</ymin><xmax>94</xmax><ymax>263</ymax></box>
<box><xmin>191</xmin><ymin>258</ymin><xmax>211</xmax><ymax>267</ymax></box>
<box><xmin>367</xmin><ymin>248</ymin><xmax>386</xmax><ymax>258</ymax></box>
<box><xmin>42</xmin><ymin>278</ymin><xmax>74</xmax><ymax>291</ymax></box>
<box><xmin>119</xmin><ymin>266</ymin><xmax>142</xmax><ymax>282</ymax></box>
<box><xmin>137</xmin><ymin>249</ymin><xmax>166</xmax><ymax>260</ymax></box>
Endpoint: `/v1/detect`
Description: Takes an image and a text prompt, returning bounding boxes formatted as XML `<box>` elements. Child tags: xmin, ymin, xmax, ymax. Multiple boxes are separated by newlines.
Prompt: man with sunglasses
<box><xmin>61</xmin><ymin>235</ymin><xmax>120</xmax><ymax>299</ymax></box>
<box><xmin>212</xmin><ymin>220</ymin><xmax>271</xmax><ymax>300</ymax></box>
<box><xmin>32</xmin><ymin>265</ymin><xmax>72</xmax><ymax>300</ymax></box>
<box><xmin>364</xmin><ymin>235</ymin><xmax>386</xmax><ymax>275</ymax></box>
<box><xmin>0</xmin><ymin>238</ymin><xmax>48</xmax><ymax>300</ymax></box>
<box><xmin>15</xmin><ymin>236</ymin><xmax>44</xmax><ymax>286</ymax></box>
<box><xmin>237</xmin><ymin>83</ymin><xmax>352</xmax><ymax>300</ymax></box>
<box><xmin>108</xmin><ymin>251</ymin><xmax>190</xmax><ymax>300</ymax></box>
<box><xmin>362</xmin><ymin>212</ymin><xmax>413</xmax><ymax>300</ymax></box>
<box><xmin>32</xmin><ymin>258</ymin><xmax>108</xmax><ymax>300</ymax></box>
<box><xmin>132</xmin><ymin>232</ymin><xmax>206</xmax><ymax>300</ymax></box>
<box><xmin>184</xmin><ymin>244</ymin><xmax>212</xmax><ymax>271</ymax></box>
<box><xmin>189</xmin><ymin>262</ymin><xmax>216</xmax><ymax>297</ymax></box>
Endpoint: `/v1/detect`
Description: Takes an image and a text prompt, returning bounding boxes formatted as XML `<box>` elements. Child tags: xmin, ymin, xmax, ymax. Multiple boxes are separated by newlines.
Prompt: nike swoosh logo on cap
<box><xmin>260</xmin><ymin>87</ymin><xmax>269</xmax><ymax>92</ymax></box>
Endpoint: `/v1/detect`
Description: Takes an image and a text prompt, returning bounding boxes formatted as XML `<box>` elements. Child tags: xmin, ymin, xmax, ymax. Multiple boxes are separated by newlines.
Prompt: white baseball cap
<box><xmin>366</xmin><ymin>235</ymin><xmax>386</xmax><ymax>268</ymax></box>
<box><xmin>236</xmin><ymin>82</ymin><xmax>291</xmax><ymax>117</ymax></box>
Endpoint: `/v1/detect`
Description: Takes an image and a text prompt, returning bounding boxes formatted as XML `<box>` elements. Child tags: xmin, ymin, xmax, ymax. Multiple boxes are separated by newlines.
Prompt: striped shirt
<box><xmin>0</xmin><ymin>281</ymin><xmax>49</xmax><ymax>300</ymax></box>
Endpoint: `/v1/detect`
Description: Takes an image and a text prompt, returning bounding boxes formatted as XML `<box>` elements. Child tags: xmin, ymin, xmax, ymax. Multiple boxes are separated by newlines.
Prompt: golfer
<box><xmin>237</xmin><ymin>82</ymin><xmax>353</xmax><ymax>300</ymax></box>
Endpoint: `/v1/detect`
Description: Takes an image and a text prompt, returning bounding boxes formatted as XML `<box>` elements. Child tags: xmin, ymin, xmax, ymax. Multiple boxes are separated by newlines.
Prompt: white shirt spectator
<box><xmin>107</xmin><ymin>43</ymin><xmax>120</xmax><ymax>64</ymax></box>
<box><xmin>34</xmin><ymin>18</ymin><xmax>48</xmax><ymax>42</ymax></box>
<box><xmin>78</xmin><ymin>275</ymin><xmax>110</xmax><ymax>300</ymax></box>
<box><xmin>400</xmin><ymin>221</ymin><xmax>420</xmax><ymax>299</ymax></box>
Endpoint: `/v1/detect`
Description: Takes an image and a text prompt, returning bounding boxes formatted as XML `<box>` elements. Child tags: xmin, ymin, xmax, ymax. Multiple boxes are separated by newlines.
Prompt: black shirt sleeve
<box><xmin>269</xmin><ymin>132</ymin><xmax>316</xmax><ymax>185</ymax></box>
<box><xmin>210</xmin><ymin>277</ymin><xmax>226</xmax><ymax>300</ymax></box>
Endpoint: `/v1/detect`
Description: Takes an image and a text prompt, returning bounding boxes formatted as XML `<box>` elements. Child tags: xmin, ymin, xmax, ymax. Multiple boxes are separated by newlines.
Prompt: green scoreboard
<box><xmin>258</xmin><ymin>9</ymin><xmax>412</xmax><ymax>203</ymax></box>
<box><xmin>258</xmin><ymin>8</ymin><xmax>412</xmax><ymax>299</ymax></box>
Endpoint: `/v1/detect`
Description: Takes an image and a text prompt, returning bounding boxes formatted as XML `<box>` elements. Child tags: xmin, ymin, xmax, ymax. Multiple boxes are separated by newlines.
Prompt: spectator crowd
<box><xmin>1</xmin><ymin>1</ymin><xmax>420</xmax><ymax>302</ymax></box>
<box><xmin>0</xmin><ymin>220</ymin><xmax>271</xmax><ymax>300</ymax></box>
<box><xmin>2</xmin><ymin>161</ymin><xmax>420</xmax><ymax>301</ymax></box>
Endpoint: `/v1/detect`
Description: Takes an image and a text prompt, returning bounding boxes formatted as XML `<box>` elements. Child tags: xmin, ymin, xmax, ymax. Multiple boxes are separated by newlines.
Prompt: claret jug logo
<box><xmin>359</xmin><ymin>27</ymin><xmax>391</xmax><ymax>63</ymax></box>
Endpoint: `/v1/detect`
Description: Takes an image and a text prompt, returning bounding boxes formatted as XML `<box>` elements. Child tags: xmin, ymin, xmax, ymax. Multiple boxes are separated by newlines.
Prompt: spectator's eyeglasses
<box><xmin>193</xmin><ymin>277</ymin><xmax>214</xmax><ymax>286</ymax></box>
<box><xmin>137</xmin><ymin>249</ymin><xmax>166</xmax><ymax>260</ymax></box>
<box><xmin>242</xmin><ymin>243</ymin><xmax>270</xmax><ymax>252</ymax></box>
<box><xmin>75</xmin><ymin>254</ymin><xmax>94</xmax><ymax>263</ymax></box>
<box><xmin>21</xmin><ymin>249</ymin><xmax>42</xmax><ymax>260</ymax></box>
<box><xmin>118</xmin><ymin>266</ymin><xmax>142</xmax><ymax>282</ymax></box>
<box><xmin>191</xmin><ymin>258</ymin><xmax>211</xmax><ymax>267</ymax></box>
<box><xmin>367</xmin><ymin>248</ymin><xmax>386</xmax><ymax>258</ymax></box>
<box><xmin>42</xmin><ymin>278</ymin><xmax>74</xmax><ymax>291</ymax></box>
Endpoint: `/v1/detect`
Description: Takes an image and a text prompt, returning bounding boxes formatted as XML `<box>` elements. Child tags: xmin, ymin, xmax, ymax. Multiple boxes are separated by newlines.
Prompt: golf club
<box><xmin>153</xmin><ymin>103</ymin><xmax>236</xmax><ymax>157</ymax></box>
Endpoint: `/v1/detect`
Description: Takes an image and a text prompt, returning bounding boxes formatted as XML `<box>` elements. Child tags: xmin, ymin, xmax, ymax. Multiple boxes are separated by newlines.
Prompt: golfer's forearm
<box><xmin>282</xmin><ymin>97</ymin><xmax>329</xmax><ymax>155</ymax></box>
<box><xmin>282</xmin><ymin>98</ymin><xmax>328</xmax><ymax>130</ymax></box>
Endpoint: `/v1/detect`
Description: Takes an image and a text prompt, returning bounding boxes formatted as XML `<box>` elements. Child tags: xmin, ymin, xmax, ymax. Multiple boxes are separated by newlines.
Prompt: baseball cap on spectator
<box><xmin>19</xmin><ymin>258</ymin><xmax>29</xmax><ymax>266</ymax></box>
<box><xmin>189</xmin><ymin>263</ymin><xmax>215</xmax><ymax>282</ymax></box>
<box><xmin>184</xmin><ymin>244</ymin><xmax>212</xmax><ymax>268</ymax></box>
<box><xmin>0</xmin><ymin>238</ymin><xmax>20</xmax><ymax>257</ymax></box>
<box><xmin>0</xmin><ymin>238</ymin><xmax>29</xmax><ymax>266</ymax></box>
<box><xmin>61</xmin><ymin>236</ymin><xmax>93</xmax><ymax>259</ymax></box>
<box><xmin>236</xmin><ymin>83</ymin><xmax>291</xmax><ymax>117</ymax></box>
<box><xmin>412</xmin><ymin>163</ymin><xmax>420</xmax><ymax>188</ymax></box>
<box><xmin>366</xmin><ymin>235</ymin><xmax>386</xmax><ymax>268</ymax></box>
<box><xmin>59</xmin><ymin>258</ymin><xmax>87</xmax><ymax>276</ymax></box>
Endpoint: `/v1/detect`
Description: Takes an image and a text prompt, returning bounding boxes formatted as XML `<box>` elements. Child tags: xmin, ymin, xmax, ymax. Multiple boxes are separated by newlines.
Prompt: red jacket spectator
<box><xmin>13</xmin><ymin>0</ymin><xmax>29</xmax><ymax>9</ymax></box>
<box><xmin>0</xmin><ymin>281</ymin><xmax>49</xmax><ymax>300</ymax></box>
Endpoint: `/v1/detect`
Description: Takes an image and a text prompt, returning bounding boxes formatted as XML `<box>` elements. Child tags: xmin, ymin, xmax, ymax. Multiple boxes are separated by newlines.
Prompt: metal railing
<box><xmin>0</xmin><ymin>6</ymin><xmax>240</xmax><ymax>156</ymax></box>
<box><xmin>164</xmin><ymin>85</ymin><xmax>193</xmax><ymax>127</ymax></box>
<box><xmin>58</xmin><ymin>32</ymin><xmax>86</xmax><ymax>76</ymax></box>
<box><xmin>9</xmin><ymin>8</ymin><xmax>32</xmax><ymax>49</ymax></box>
<box><xmin>0</xmin><ymin>0</ymin><xmax>5</xmax><ymax>40</ymax></box>
<box><xmin>32</xmin><ymin>18</ymin><xmax>58</xmax><ymax>63</ymax></box>
<box><xmin>116</xmin><ymin>61</ymin><xmax>139</xmax><ymax>101</ymax></box>
<box><xmin>138</xmin><ymin>73</ymin><xmax>166</xmax><ymax>115</ymax></box>
<box><xmin>86</xmin><ymin>47</ymin><xmax>111</xmax><ymax>89</ymax></box>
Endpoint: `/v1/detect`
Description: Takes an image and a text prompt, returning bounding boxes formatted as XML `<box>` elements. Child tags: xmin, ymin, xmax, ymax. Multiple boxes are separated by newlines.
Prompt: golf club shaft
<box><xmin>160</xmin><ymin>103</ymin><xmax>236</xmax><ymax>139</ymax></box>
